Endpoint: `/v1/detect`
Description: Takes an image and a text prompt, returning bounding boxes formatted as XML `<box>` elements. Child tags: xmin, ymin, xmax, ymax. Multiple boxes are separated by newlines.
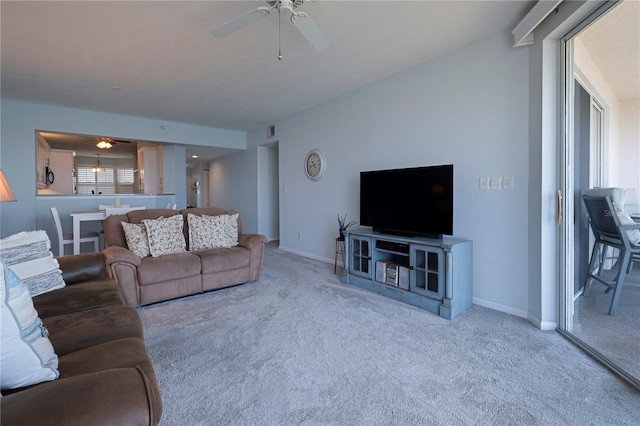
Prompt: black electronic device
<box><xmin>375</xmin><ymin>240</ymin><xmax>410</xmax><ymax>254</ymax></box>
<box><xmin>360</xmin><ymin>164</ymin><xmax>453</xmax><ymax>238</ymax></box>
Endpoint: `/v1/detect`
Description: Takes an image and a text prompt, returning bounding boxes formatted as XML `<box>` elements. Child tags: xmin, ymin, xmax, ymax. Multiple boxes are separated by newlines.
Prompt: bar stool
<box><xmin>334</xmin><ymin>237</ymin><xmax>346</xmax><ymax>274</ymax></box>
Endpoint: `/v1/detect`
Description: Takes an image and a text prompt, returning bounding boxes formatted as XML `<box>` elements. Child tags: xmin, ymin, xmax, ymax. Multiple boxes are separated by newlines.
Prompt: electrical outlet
<box><xmin>479</xmin><ymin>177</ymin><xmax>490</xmax><ymax>190</ymax></box>
<box><xmin>298</xmin><ymin>232</ymin><xmax>302</xmax><ymax>240</ymax></box>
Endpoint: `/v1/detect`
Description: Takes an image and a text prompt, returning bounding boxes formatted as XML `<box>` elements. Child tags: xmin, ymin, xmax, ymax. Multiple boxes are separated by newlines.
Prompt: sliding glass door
<box><xmin>559</xmin><ymin>0</ymin><xmax>640</xmax><ymax>389</ymax></box>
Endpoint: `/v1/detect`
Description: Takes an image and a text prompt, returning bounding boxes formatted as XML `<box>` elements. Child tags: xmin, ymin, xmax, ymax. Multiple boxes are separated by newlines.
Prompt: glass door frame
<box><xmin>557</xmin><ymin>0</ymin><xmax>640</xmax><ymax>390</ymax></box>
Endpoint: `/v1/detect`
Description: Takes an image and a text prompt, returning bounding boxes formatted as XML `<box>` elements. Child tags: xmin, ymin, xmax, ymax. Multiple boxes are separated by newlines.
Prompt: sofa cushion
<box><xmin>143</xmin><ymin>215</ymin><xmax>187</xmax><ymax>257</ymax></box>
<box><xmin>43</xmin><ymin>305</ymin><xmax>143</xmax><ymax>357</ymax></box>
<box><xmin>57</xmin><ymin>253</ymin><xmax>110</xmax><ymax>285</ymax></box>
<box><xmin>137</xmin><ymin>252</ymin><xmax>202</xmax><ymax>285</ymax></box>
<box><xmin>0</xmin><ymin>230</ymin><xmax>66</xmax><ymax>296</ymax></box>
<box><xmin>33</xmin><ymin>279</ymin><xmax>124</xmax><ymax>319</ymax></box>
<box><xmin>58</xmin><ymin>338</ymin><xmax>158</xmax><ymax>386</ymax></box>
<box><xmin>188</xmin><ymin>213</ymin><xmax>239</xmax><ymax>251</ymax></box>
<box><xmin>197</xmin><ymin>246</ymin><xmax>251</xmax><ymax>274</ymax></box>
<box><xmin>1</xmin><ymin>262</ymin><xmax>59</xmax><ymax>390</ymax></box>
<box><xmin>121</xmin><ymin>222</ymin><xmax>151</xmax><ymax>258</ymax></box>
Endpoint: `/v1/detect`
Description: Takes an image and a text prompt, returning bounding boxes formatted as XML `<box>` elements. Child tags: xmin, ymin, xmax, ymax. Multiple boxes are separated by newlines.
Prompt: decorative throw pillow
<box><xmin>188</xmin><ymin>213</ymin><xmax>239</xmax><ymax>251</ymax></box>
<box><xmin>0</xmin><ymin>230</ymin><xmax>66</xmax><ymax>297</ymax></box>
<box><xmin>121</xmin><ymin>222</ymin><xmax>151</xmax><ymax>258</ymax></box>
<box><xmin>143</xmin><ymin>215</ymin><xmax>186</xmax><ymax>257</ymax></box>
<box><xmin>1</xmin><ymin>262</ymin><xmax>59</xmax><ymax>390</ymax></box>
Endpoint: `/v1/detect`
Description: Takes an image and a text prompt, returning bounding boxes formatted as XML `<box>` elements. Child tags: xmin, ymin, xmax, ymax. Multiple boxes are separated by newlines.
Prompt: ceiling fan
<box><xmin>96</xmin><ymin>137</ymin><xmax>132</xmax><ymax>150</ymax></box>
<box><xmin>210</xmin><ymin>0</ymin><xmax>329</xmax><ymax>55</ymax></box>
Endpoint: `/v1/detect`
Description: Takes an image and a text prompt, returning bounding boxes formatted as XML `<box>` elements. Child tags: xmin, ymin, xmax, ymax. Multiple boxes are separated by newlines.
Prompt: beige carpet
<box><xmin>140</xmin><ymin>244</ymin><xmax>639</xmax><ymax>425</ymax></box>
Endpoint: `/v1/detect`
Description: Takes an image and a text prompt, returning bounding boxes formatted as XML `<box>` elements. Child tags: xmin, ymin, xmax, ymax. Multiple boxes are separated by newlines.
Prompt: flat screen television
<box><xmin>360</xmin><ymin>164</ymin><xmax>453</xmax><ymax>238</ymax></box>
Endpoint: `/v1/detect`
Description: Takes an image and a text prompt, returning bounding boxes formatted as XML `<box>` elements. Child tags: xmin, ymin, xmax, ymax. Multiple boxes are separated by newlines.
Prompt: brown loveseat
<box><xmin>0</xmin><ymin>253</ymin><xmax>162</xmax><ymax>425</ymax></box>
<box><xmin>103</xmin><ymin>207</ymin><xmax>267</xmax><ymax>307</ymax></box>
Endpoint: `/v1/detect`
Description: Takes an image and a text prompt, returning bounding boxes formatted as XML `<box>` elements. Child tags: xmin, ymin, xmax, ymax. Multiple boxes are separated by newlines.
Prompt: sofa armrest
<box><xmin>103</xmin><ymin>246</ymin><xmax>142</xmax><ymax>306</ymax></box>
<box><xmin>104</xmin><ymin>246</ymin><xmax>142</xmax><ymax>267</ymax></box>
<box><xmin>238</xmin><ymin>234</ymin><xmax>267</xmax><ymax>282</ymax></box>
<box><xmin>57</xmin><ymin>253</ymin><xmax>108</xmax><ymax>285</ymax></box>
<box><xmin>0</xmin><ymin>367</ymin><xmax>162</xmax><ymax>426</ymax></box>
<box><xmin>238</xmin><ymin>233</ymin><xmax>268</xmax><ymax>250</ymax></box>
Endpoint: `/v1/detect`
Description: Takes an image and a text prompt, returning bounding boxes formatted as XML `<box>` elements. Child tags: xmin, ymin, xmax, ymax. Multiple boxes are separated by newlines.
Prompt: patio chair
<box><xmin>582</xmin><ymin>194</ymin><xmax>640</xmax><ymax>315</ymax></box>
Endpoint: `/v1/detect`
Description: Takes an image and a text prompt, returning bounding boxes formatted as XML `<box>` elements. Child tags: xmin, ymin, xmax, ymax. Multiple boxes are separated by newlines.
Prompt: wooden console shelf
<box><xmin>341</xmin><ymin>228</ymin><xmax>473</xmax><ymax>320</ymax></box>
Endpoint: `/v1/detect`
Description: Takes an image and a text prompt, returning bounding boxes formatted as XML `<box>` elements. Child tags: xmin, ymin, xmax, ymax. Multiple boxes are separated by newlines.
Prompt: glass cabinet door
<box><xmin>410</xmin><ymin>245</ymin><xmax>444</xmax><ymax>299</ymax></box>
<box><xmin>350</xmin><ymin>235</ymin><xmax>372</xmax><ymax>279</ymax></box>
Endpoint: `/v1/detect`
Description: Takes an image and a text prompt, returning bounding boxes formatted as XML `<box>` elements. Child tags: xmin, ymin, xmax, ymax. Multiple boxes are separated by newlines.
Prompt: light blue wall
<box><xmin>220</xmin><ymin>31</ymin><xmax>531</xmax><ymax>316</ymax></box>
<box><xmin>209</xmin><ymin>132</ymin><xmax>259</xmax><ymax>234</ymax></box>
<box><xmin>0</xmin><ymin>100</ymin><xmax>246</xmax><ymax>237</ymax></box>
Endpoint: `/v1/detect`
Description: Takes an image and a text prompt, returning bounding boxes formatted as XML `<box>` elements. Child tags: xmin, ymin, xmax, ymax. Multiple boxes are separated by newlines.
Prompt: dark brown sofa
<box><xmin>0</xmin><ymin>253</ymin><xmax>162</xmax><ymax>425</ymax></box>
<box><xmin>102</xmin><ymin>207</ymin><xmax>267</xmax><ymax>307</ymax></box>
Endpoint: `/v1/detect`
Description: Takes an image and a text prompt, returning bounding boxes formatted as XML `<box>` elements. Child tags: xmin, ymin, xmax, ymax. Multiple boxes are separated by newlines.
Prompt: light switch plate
<box><xmin>503</xmin><ymin>176</ymin><xmax>514</xmax><ymax>190</ymax></box>
<box><xmin>490</xmin><ymin>177</ymin><xmax>502</xmax><ymax>190</ymax></box>
<box><xmin>479</xmin><ymin>177</ymin><xmax>490</xmax><ymax>190</ymax></box>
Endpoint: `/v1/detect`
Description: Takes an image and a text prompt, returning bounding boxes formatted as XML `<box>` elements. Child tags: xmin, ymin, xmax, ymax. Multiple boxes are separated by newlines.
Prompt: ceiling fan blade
<box><xmin>211</xmin><ymin>6</ymin><xmax>272</xmax><ymax>38</ymax></box>
<box><xmin>291</xmin><ymin>11</ymin><xmax>329</xmax><ymax>52</ymax></box>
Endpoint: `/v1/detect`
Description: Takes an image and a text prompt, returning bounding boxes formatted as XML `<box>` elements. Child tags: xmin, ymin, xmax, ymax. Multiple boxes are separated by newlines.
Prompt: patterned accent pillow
<box><xmin>0</xmin><ymin>230</ymin><xmax>66</xmax><ymax>297</ymax></box>
<box><xmin>188</xmin><ymin>213</ymin><xmax>239</xmax><ymax>251</ymax></box>
<box><xmin>121</xmin><ymin>222</ymin><xmax>151</xmax><ymax>258</ymax></box>
<box><xmin>143</xmin><ymin>215</ymin><xmax>186</xmax><ymax>257</ymax></box>
<box><xmin>1</xmin><ymin>261</ymin><xmax>59</xmax><ymax>390</ymax></box>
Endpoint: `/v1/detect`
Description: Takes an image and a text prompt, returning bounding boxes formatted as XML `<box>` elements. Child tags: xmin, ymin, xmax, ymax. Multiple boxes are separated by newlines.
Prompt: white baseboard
<box><xmin>473</xmin><ymin>297</ymin><xmax>557</xmax><ymax>330</ymax></box>
<box><xmin>278</xmin><ymin>245</ymin><xmax>335</xmax><ymax>265</ymax></box>
<box><xmin>473</xmin><ymin>296</ymin><xmax>528</xmax><ymax>319</ymax></box>
<box><xmin>526</xmin><ymin>312</ymin><xmax>558</xmax><ymax>331</ymax></box>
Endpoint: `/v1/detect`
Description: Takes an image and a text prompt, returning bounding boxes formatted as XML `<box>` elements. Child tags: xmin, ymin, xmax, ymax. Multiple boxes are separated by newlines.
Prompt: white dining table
<box><xmin>70</xmin><ymin>210</ymin><xmax>106</xmax><ymax>255</ymax></box>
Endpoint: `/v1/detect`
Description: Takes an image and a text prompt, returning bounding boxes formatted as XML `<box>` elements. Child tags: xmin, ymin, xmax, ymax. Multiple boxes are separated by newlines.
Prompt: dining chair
<box><xmin>50</xmin><ymin>206</ymin><xmax>100</xmax><ymax>257</ymax></box>
<box><xmin>582</xmin><ymin>194</ymin><xmax>640</xmax><ymax>315</ymax></box>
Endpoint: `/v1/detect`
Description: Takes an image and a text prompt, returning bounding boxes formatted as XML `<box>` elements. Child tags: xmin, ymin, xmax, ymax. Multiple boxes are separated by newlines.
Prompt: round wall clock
<box><xmin>304</xmin><ymin>149</ymin><xmax>326</xmax><ymax>181</ymax></box>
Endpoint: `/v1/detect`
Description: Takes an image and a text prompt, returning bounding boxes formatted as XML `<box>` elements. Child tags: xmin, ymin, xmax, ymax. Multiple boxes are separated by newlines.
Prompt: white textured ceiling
<box><xmin>4</xmin><ymin>1</ymin><xmax>637</xmax><ymax>163</ymax></box>
<box><xmin>577</xmin><ymin>0</ymin><xmax>640</xmax><ymax>102</ymax></box>
<box><xmin>1</xmin><ymin>0</ymin><xmax>535</xmax><ymax>133</ymax></box>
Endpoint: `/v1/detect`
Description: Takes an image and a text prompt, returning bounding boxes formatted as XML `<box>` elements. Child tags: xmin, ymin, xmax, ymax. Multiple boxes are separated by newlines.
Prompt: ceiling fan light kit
<box><xmin>211</xmin><ymin>0</ymin><xmax>329</xmax><ymax>58</ymax></box>
<box><xmin>96</xmin><ymin>138</ymin><xmax>114</xmax><ymax>149</ymax></box>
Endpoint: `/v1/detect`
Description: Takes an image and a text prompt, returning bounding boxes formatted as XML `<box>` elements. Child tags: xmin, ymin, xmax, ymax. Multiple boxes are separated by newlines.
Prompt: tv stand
<box><xmin>341</xmin><ymin>228</ymin><xmax>473</xmax><ymax>320</ymax></box>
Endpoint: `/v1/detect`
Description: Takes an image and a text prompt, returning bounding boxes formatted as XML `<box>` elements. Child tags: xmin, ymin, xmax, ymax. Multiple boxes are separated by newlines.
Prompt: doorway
<box><xmin>259</xmin><ymin>142</ymin><xmax>280</xmax><ymax>242</ymax></box>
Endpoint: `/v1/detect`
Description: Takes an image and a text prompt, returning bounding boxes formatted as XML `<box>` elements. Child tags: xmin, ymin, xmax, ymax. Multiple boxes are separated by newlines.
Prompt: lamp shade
<box><xmin>0</xmin><ymin>170</ymin><xmax>17</xmax><ymax>202</ymax></box>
